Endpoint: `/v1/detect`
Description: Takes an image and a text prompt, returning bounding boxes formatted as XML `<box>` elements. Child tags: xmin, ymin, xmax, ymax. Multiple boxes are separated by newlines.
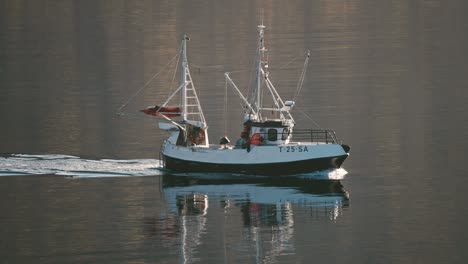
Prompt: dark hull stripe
<box><xmin>162</xmin><ymin>154</ymin><xmax>348</xmax><ymax>176</ymax></box>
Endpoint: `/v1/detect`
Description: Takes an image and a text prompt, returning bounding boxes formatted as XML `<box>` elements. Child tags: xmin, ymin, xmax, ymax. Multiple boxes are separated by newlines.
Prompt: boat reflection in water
<box><xmin>148</xmin><ymin>173</ymin><xmax>349</xmax><ymax>263</ymax></box>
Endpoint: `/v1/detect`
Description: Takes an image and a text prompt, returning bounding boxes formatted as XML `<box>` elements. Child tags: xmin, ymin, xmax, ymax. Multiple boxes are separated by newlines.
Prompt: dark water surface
<box><xmin>1</xmin><ymin>0</ymin><xmax>468</xmax><ymax>263</ymax></box>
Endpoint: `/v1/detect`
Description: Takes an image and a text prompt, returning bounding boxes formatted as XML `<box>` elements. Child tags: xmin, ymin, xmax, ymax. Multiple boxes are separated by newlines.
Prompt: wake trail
<box><xmin>0</xmin><ymin>154</ymin><xmax>163</xmax><ymax>178</ymax></box>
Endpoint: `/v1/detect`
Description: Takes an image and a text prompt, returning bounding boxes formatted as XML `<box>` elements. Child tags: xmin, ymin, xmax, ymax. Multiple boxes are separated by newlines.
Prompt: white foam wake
<box><xmin>0</xmin><ymin>154</ymin><xmax>162</xmax><ymax>178</ymax></box>
<box><xmin>293</xmin><ymin>168</ymin><xmax>348</xmax><ymax>180</ymax></box>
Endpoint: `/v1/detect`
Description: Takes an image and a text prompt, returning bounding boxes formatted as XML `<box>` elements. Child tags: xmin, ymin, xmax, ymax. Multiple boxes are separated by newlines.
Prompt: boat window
<box><xmin>282</xmin><ymin>128</ymin><xmax>290</xmax><ymax>140</ymax></box>
<box><xmin>267</xmin><ymin>129</ymin><xmax>278</xmax><ymax>141</ymax></box>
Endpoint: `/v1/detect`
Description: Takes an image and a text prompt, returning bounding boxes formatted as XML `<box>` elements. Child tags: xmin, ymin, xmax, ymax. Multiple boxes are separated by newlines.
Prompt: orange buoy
<box><xmin>250</xmin><ymin>133</ymin><xmax>264</xmax><ymax>145</ymax></box>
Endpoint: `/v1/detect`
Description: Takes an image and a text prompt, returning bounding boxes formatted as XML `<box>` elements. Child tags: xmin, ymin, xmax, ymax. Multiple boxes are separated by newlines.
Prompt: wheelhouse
<box><xmin>248</xmin><ymin>120</ymin><xmax>293</xmax><ymax>145</ymax></box>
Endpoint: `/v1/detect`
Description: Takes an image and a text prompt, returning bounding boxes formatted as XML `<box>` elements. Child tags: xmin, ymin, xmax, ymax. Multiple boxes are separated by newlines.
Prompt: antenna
<box><xmin>259</xmin><ymin>9</ymin><xmax>266</xmax><ymax>29</ymax></box>
<box><xmin>261</xmin><ymin>9</ymin><xmax>264</xmax><ymax>27</ymax></box>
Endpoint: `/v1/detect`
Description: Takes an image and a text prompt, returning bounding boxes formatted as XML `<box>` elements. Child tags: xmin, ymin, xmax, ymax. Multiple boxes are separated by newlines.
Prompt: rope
<box><xmin>191</xmin><ymin>63</ymin><xmax>225</xmax><ymax>69</ymax></box>
<box><xmin>295</xmin><ymin>106</ymin><xmax>323</xmax><ymax>129</ymax></box>
<box><xmin>227</xmin><ymin>69</ymin><xmax>255</xmax><ymax>74</ymax></box>
<box><xmin>279</xmin><ymin>53</ymin><xmax>301</xmax><ymax>69</ymax></box>
<box><xmin>168</xmin><ymin>50</ymin><xmax>182</xmax><ymax>93</ymax></box>
<box><xmin>293</xmin><ymin>50</ymin><xmax>310</xmax><ymax>102</ymax></box>
<box><xmin>114</xmin><ymin>111</ymin><xmax>157</xmax><ymax>121</ymax></box>
<box><xmin>116</xmin><ymin>49</ymin><xmax>181</xmax><ymax>116</ymax></box>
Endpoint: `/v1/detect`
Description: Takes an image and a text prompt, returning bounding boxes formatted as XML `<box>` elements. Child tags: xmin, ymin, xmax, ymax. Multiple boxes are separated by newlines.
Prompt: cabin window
<box><xmin>282</xmin><ymin>128</ymin><xmax>290</xmax><ymax>140</ymax></box>
<box><xmin>267</xmin><ymin>129</ymin><xmax>278</xmax><ymax>141</ymax></box>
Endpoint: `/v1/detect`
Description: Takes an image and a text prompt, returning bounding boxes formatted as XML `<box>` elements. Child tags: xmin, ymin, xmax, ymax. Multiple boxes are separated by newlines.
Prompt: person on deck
<box><xmin>235</xmin><ymin>131</ymin><xmax>250</xmax><ymax>149</ymax></box>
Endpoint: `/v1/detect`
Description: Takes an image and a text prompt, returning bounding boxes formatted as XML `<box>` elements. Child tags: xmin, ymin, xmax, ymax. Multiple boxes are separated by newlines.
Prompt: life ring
<box><xmin>250</xmin><ymin>133</ymin><xmax>264</xmax><ymax>145</ymax></box>
<box><xmin>188</xmin><ymin>127</ymin><xmax>206</xmax><ymax>145</ymax></box>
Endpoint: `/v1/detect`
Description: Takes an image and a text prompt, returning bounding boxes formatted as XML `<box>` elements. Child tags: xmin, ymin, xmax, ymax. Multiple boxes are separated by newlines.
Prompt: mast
<box><xmin>254</xmin><ymin>24</ymin><xmax>266</xmax><ymax>120</ymax></box>
<box><xmin>225</xmin><ymin>23</ymin><xmax>298</xmax><ymax>126</ymax></box>
<box><xmin>179</xmin><ymin>34</ymin><xmax>207</xmax><ymax>127</ymax></box>
<box><xmin>179</xmin><ymin>34</ymin><xmax>209</xmax><ymax>145</ymax></box>
<box><xmin>182</xmin><ymin>34</ymin><xmax>189</xmax><ymax>122</ymax></box>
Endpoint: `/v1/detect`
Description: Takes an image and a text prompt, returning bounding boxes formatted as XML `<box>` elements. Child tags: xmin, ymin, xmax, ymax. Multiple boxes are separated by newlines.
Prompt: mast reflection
<box><xmin>148</xmin><ymin>174</ymin><xmax>349</xmax><ymax>263</ymax></box>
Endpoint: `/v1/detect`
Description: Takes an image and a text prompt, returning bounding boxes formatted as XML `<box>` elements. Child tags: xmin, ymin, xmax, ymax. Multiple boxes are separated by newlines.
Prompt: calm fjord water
<box><xmin>1</xmin><ymin>0</ymin><xmax>468</xmax><ymax>263</ymax></box>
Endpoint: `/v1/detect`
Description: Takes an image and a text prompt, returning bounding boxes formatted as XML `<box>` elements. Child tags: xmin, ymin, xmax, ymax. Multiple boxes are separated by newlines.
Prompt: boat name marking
<box><xmin>279</xmin><ymin>146</ymin><xmax>308</xmax><ymax>153</ymax></box>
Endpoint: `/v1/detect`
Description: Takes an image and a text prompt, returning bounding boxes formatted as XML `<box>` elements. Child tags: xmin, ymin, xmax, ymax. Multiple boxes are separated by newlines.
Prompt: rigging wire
<box><xmin>191</xmin><ymin>63</ymin><xmax>225</xmax><ymax>69</ymax></box>
<box><xmin>278</xmin><ymin>53</ymin><xmax>301</xmax><ymax>69</ymax></box>
<box><xmin>116</xmin><ymin>47</ymin><xmax>182</xmax><ymax>116</ymax></box>
<box><xmin>168</xmin><ymin>49</ymin><xmax>182</xmax><ymax>93</ymax></box>
<box><xmin>293</xmin><ymin>50</ymin><xmax>310</xmax><ymax>102</ymax></box>
<box><xmin>227</xmin><ymin>69</ymin><xmax>255</xmax><ymax>74</ymax></box>
<box><xmin>224</xmin><ymin>77</ymin><xmax>228</xmax><ymax>136</ymax></box>
<box><xmin>295</xmin><ymin>106</ymin><xmax>323</xmax><ymax>129</ymax></box>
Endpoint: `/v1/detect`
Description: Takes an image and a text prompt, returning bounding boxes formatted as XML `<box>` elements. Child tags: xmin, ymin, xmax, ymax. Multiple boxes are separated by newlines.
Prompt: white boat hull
<box><xmin>161</xmin><ymin>142</ymin><xmax>349</xmax><ymax>176</ymax></box>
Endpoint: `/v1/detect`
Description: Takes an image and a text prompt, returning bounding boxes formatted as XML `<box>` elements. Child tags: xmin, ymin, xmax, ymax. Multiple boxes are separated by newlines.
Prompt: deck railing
<box><xmin>251</xmin><ymin>129</ymin><xmax>339</xmax><ymax>144</ymax></box>
<box><xmin>289</xmin><ymin>129</ymin><xmax>338</xmax><ymax>144</ymax></box>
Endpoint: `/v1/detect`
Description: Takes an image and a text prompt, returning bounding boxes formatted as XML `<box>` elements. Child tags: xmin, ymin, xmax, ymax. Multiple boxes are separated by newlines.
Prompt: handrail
<box><xmin>252</xmin><ymin>129</ymin><xmax>339</xmax><ymax>144</ymax></box>
<box><xmin>290</xmin><ymin>129</ymin><xmax>338</xmax><ymax>144</ymax></box>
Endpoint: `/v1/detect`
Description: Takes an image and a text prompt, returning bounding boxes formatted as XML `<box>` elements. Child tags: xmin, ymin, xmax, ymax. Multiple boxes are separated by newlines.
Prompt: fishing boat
<box><xmin>142</xmin><ymin>24</ymin><xmax>350</xmax><ymax>176</ymax></box>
